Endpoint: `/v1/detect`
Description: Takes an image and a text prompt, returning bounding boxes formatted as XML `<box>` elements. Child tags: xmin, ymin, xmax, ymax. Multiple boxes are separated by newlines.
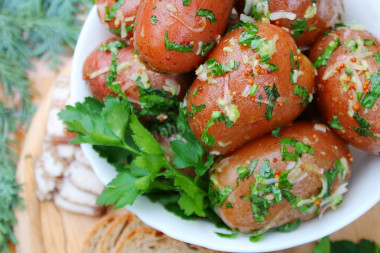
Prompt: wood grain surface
<box><xmin>13</xmin><ymin>60</ymin><xmax>379</xmax><ymax>253</ymax></box>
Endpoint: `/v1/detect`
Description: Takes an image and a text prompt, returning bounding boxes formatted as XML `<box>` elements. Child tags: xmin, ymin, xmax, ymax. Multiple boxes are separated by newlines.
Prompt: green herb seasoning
<box><xmin>291</xmin><ymin>19</ymin><xmax>307</xmax><ymax>38</ymax></box>
<box><xmin>195</xmin><ymin>9</ymin><xmax>217</xmax><ymax>24</ymax></box>
<box><xmin>329</xmin><ymin>116</ymin><xmax>344</xmax><ymax>130</ymax></box>
<box><xmin>165</xmin><ymin>30</ymin><xmax>194</xmax><ymax>52</ymax></box>
<box><xmin>314</xmin><ymin>38</ymin><xmax>340</xmax><ymax>68</ymax></box>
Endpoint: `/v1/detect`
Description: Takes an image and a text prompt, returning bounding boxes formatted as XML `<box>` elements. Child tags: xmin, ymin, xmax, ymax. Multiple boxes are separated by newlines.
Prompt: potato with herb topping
<box><xmin>185</xmin><ymin>22</ymin><xmax>315</xmax><ymax>156</ymax></box>
<box><xmin>310</xmin><ymin>27</ymin><xmax>380</xmax><ymax>155</ymax></box>
<box><xmin>83</xmin><ymin>39</ymin><xmax>192</xmax><ymax>111</ymax></box>
<box><xmin>235</xmin><ymin>0</ymin><xmax>345</xmax><ymax>48</ymax></box>
<box><xmin>133</xmin><ymin>0</ymin><xmax>234</xmax><ymax>74</ymax></box>
<box><xmin>209</xmin><ymin>122</ymin><xmax>351</xmax><ymax>235</ymax></box>
<box><xmin>96</xmin><ymin>0</ymin><xmax>140</xmax><ymax>39</ymax></box>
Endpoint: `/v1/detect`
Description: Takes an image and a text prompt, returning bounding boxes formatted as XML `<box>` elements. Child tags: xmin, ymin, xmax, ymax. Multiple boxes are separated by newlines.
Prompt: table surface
<box><xmin>12</xmin><ymin>58</ymin><xmax>380</xmax><ymax>253</ymax></box>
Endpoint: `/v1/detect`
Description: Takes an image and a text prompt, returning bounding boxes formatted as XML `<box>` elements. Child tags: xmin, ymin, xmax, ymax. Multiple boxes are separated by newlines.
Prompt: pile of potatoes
<box><xmin>83</xmin><ymin>0</ymin><xmax>380</xmax><ymax>236</ymax></box>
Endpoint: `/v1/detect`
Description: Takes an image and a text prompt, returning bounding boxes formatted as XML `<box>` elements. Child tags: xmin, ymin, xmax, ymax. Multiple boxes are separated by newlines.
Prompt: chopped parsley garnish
<box><xmin>364</xmin><ymin>39</ymin><xmax>377</xmax><ymax>46</ymax></box>
<box><xmin>290</xmin><ymin>51</ymin><xmax>295</xmax><ymax>85</ymax></box>
<box><xmin>328</xmin><ymin>116</ymin><xmax>344</xmax><ymax>130</ymax></box>
<box><xmin>248</xmin><ymin>159</ymin><xmax>284</xmax><ymax>222</ymax></box>
<box><xmin>346</xmin><ymin>39</ymin><xmax>358</xmax><ymax>52</ymax></box>
<box><xmin>345</xmin><ymin>67</ymin><xmax>353</xmax><ymax>76</ymax></box>
<box><xmin>109</xmin><ymin>24</ymin><xmax>134</xmax><ymax>35</ymax></box>
<box><xmin>183</xmin><ymin>0</ymin><xmax>190</xmax><ymax>6</ymax></box>
<box><xmin>201</xmin><ymin>111</ymin><xmax>234</xmax><ymax>146</ymax></box>
<box><xmin>104</xmin><ymin>0</ymin><xmax>126</xmax><ymax>21</ymax></box>
<box><xmin>239</xmin><ymin>23</ymin><xmax>259</xmax><ymax>46</ymax></box>
<box><xmin>209</xmin><ymin>185</ymin><xmax>234</xmax><ymax>207</ymax></box>
<box><xmin>215</xmin><ymin>231</ymin><xmax>239</xmax><ymax>238</ymax></box>
<box><xmin>150</xmin><ymin>15</ymin><xmax>158</xmax><ymax>25</ymax></box>
<box><xmin>195</xmin><ymin>9</ymin><xmax>216</xmax><ymax>24</ymax></box>
<box><xmin>313</xmin><ymin>38</ymin><xmax>340</xmax><ymax>68</ymax></box>
<box><xmin>291</xmin><ymin>19</ymin><xmax>307</xmax><ymax>38</ymax></box>
<box><xmin>353</xmin><ymin>112</ymin><xmax>376</xmax><ymax>139</ymax></box>
<box><xmin>236</xmin><ymin>159</ymin><xmax>259</xmax><ymax>186</ymax></box>
<box><xmin>205</xmin><ymin>58</ymin><xmax>240</xmax><ymax>76</ymax></box>
<box><xmin>360</xmin><ymin>68</ymin><xmax>380</xmax><ymax>109</ymax></box>
<box><xmin>293</xmin><ymin>85</ymin><xmax>309</xmax><ymax>105</ymax></box>
<box><xmin>264</xmin><ymin>84</ymin><xmax>280</xmax><ymax>121</ymax></box>
<box><xmin>375</xmin><ymin>52</ymin><xmax>380</xmax><ymax>63</ymax></box>
<box><xmin>200</xmin><ymin>39</ymin><xmax>216</xmax><ymax>57</ymax></box>
<box><xmin>276</xmin><ymin>219</ymin><xmax>301</xmax><ymax>232</ymax></box>
<box><xmin>186</xmin><ymin>103</ymin><xmax>206</xmax><ymax>119</ymax></box>
<box><xmin>239</xmin><ymin>22</ymin><xmax>278</xmax><ymax>72</ymax></box>
<box><xmin>271</xmin><ymin>125</ymin><xmax>282</xmax><ymax>137</ymax></box>
<box><xmin>280</xmin><ymin>138</ymin><xmax>314</xmax><ymax>162</ymax></box>
<box><xmin>192</xmin><ymin>88</ymin><xmax>198</xmax><ymax>97</ymax></box>
<box><xmin>164</xmin><ymin>30</ymin><xmax>193</xmax><ymax>53</ymax></box>
<box><xmin>279</xmin><ymin>169</ymin><xmax>294</xmax><ymax>190</ymax></box>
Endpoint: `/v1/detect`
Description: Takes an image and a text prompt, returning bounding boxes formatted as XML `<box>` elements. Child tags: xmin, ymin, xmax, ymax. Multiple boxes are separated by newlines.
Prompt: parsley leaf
<box><xmin>170</xmin><ymin>110</ymin><xmax>214</xmax><ymax>176</ymax></box>
<box><xmin>375</xmin><ymin>52</ymin><xmax>380</xmax><ymax>63</ymax></box>
<box><xmin>105</xmin><ymin>0</ymin><xmax>126</xmax><ymax>21</ymax></box>
<box><xmin>353</xmin><ymin>112</ymin><xmax>376</xmax><ymax>139</ymax></box>
<box><xmin>97</xmin><ymin>172</ymin><xmax>141</xmax><ymax>208</ymax></box>
<box><xmin>291</xmin><ymin>19</ymin><xmax>307</xmax><ymax>38</ymax></box>
<box><xmin>314</xmin><ymin>38</ymin><xmax>340</xmax><ymax>68</ymax></box>
<box><xmin>165</xmin><ymin>30</ymin><xmax>194</xmax><ymax>52</ymax></box>
<box><xmin>200</xmin><ymin>39</ymin><xmax>216</xmax><ymax>57</ymax></box>
<box><xmin>279</xmin><ymin>169</ymin><xmax>294</xmax><ymax>190</ymax></box>
<box><xmin>329</xmin><ymin>116</ymin><xmax>344</xmax><ymax>130</ymax></box>
<box><xmin>195</xmin><ymin>9</ymin><xmax>217</xmax><ymax>24</ymax></box>
<box><xmin>150</xmin><ymin>15</ymin><xmax>158</xmax><ymax>25</ymax></box>
<box><xmin>360</xmin><ymin>68</ymin><xmax>380</xmax><ymax>109</ymax></box>
<box><xmin>264</xmin><ymin>84</ymin><xmax>280</xmax><ymax>121</ymax></box>
<box><xmin>276</xmin><ymin>219</ymin><xmax>301</xmax><ymax>232</ymax></box>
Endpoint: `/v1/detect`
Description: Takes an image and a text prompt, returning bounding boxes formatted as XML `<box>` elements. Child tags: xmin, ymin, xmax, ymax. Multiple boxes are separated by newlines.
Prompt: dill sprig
<box><xmin>0</xmin><ymin>0</ymin><xmax>91</xmax><ymax>251</ymax></box>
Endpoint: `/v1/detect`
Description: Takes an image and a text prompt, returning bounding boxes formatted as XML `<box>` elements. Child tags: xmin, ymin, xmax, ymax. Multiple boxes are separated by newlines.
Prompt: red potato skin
<box><xmin>96</xmin><ymin>0</ymin><xmax>140</xmax><ymax>39</ymax></box>
<box><xmin>310</xmin><ymin>28</ymin><xmax>380</xmax><ymax>155</ymax></box>
<box><xmin>211</xmin><ymin>122</ymin><xmax>351</xmax><ymax>233</ymax></box>
<box><xmin>186</xmin><ymin>23</ymin><xmax>315</xmax><ymax>156</ymax></box>
<box><xmin>82</xmin><ymin>39</ymin><xmax>192</xmax><ymax>102</ymax></box>
<box><xmin>133</xmin><ymin>0</ymin><xmax>234</xmax><ymax>74</ymax></box>
<box><xmin>235</xmin><ymin>0</ymin><xmax>345</xmax><ymax>48</ymax></box>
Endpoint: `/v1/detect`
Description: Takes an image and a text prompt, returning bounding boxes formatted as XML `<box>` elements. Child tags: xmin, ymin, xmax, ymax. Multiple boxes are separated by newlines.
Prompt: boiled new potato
<box><xmin>83</xmin><ymin>39</ymin><xmax>191</xmax><ymax>105</ymax></box>
<box><xmin>186</xmin><ymin>22</ymin><xmax>315</xmax><ymax>156</ymax></box>
<box><xmin>310</xmin><ymin>27</ymin><xmax>380</xmax><ymax>155</ymax></box>
<box><xmin>209</xmin><ymin>122</ymin><xmax>351</xmax><ymax>234</ymax></box>
<box><xmin>235</xmin><ymin>0</ymin><xmax>345</xmax><ymax>48</ymax></box>
<box><xmin>134</xmin><ymin>0</ymin><xmax>234</xmax><ymax>74</ymax></box>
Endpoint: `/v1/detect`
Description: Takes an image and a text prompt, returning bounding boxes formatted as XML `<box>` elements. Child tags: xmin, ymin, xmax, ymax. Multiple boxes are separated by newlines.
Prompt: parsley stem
<box><xmin>160</xmin><ymin>145</ymin><xmax>176</xmax><ymax>156</ymax></box>
<box><xmin>121</xmin><ymin>142</ymin><xmax>141</xmax><ymax>155</ymax></box>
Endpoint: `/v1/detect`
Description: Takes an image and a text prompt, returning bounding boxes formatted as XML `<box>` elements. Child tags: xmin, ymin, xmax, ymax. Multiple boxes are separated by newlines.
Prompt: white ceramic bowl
<box><xmin>71</xmin><ymin>2</ymin><xmax>380</xmax><ymax>252</ymax></box>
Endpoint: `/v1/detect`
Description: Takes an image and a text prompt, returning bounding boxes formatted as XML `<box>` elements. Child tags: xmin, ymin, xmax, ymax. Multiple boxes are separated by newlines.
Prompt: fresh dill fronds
<box><xmin>0</xmin><ymin>0</ymin><xmax>91</xmax><ymax>251</ymax></box>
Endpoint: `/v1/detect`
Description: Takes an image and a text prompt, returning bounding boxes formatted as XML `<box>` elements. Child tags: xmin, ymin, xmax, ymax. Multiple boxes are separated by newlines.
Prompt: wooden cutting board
<box><xmin>13</xmin><ymin>61</ymin><xmax>380</xmax><ymax>253</ymax></box>
<box><xmin>13</xmin><ymin>61</ymin><xmax>125</xmax><ymax>253</ymax></box>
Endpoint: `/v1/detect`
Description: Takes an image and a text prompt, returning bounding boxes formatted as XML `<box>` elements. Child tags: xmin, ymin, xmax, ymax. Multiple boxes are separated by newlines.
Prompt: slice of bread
<box><xmin>98</xmin><ymin>213</ymin><xmax>147</xmax><ymax>253</ymax></box>
<box><xmin>82</xmin><ymin>215</ymin><xmax>117</xmax><ymax>253</ymax></box>
<box><xmin>114</xmin><ymin>227</ymin><xmax>223</xmax><ymax>253</ymax></box>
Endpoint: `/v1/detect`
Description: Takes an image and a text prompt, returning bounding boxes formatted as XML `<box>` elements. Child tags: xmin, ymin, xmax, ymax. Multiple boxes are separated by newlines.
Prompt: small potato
<box><xmin>209</xmin><ymin>122</ymin><xmax>351</xmax><ymax>234</ymax></box>
<box><xmin>96</xmin><ymin>0</ymin><xmax>140</xmax><ymax>39</ymax></box>
<box><xmin>310</xmin><ymin>27</ymin><xmax>380</xmax><ymax>155</ymax></box>
<box><xmin>236</xmin><ymin>0</ymin><xmax>345</xmax><ymax>48</ymax></box>
<box><xmin>82</xmin><ymin>39</ymin><xmax>191</xmax><ymax>104</ymax></box>
<box><xmin>186</xmin><ymin>23</ymin><xmax>315</xmax><ymax>156</ymax></box>
<box><xmin>134</xmin><ymin>0</ymin><xmax>234</xmax><ymax>74</ymax></box>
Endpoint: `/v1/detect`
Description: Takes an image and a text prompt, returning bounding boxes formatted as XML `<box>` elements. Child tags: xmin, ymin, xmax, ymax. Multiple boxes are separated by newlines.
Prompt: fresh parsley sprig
<box><xmin>59</xmin><ymin>95</ymin><xmax>215</xmax><ymax>218</ymax></box>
